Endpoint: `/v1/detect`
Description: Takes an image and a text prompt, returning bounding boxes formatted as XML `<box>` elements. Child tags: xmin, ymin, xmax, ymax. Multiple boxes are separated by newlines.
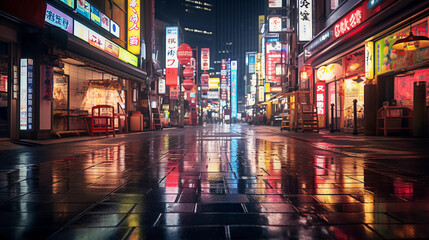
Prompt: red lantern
<box><xmin>177</xmin><ymin>44</ymin><xmax>193</xmax><ymax>65</ymax></box>
<box><xmin>183</xmin><ymin>66</ymin><xmax>194</xmax><ymax>78</ymax></box>
<box><xmin>182</xmin><ymin>79</ymin><xmax>194</xmax><ymax>91</ymax></box>
<box><xmin>201</xmin><ymin>71</ymin><xmax>209</xmax><ymax>84</ymax></box>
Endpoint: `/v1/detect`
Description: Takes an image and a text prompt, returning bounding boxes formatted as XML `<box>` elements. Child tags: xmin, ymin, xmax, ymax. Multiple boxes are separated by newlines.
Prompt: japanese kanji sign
<box><xmin>334</xmin><ymin>7</ymin><xmax>363</xmax><ymax>38</ymax></box>
<box><xmin>298</xmin><ymin>0</ymin><xmax>312</xmax><ymax>41</ymax></box>
<box><xmin>45</xmin><ymin>4</ymin><xmax>73</xmax><ymax>34</ymax></box>
<box><xmin>127</xmin><ymin>0</ymin><xmax>141</xmax><ymax>55</ymax></box>
<box><xmin>316</xmin><ymin>81</ymin><xmax>326</xmax><ymax>116</ymax></box>
<box><xmin>166</xmin><ymin>26</ymin><xmax>179</xmax><ymax>86</ymax></box>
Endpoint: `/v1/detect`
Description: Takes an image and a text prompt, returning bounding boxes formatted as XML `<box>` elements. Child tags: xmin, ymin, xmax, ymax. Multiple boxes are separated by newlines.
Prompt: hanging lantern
<box><xmin>201</xmin><ymin>71</ymin><xmax>209</xmax><ymax>84</ymax></box>
<box><xmin>183</xmin><ymin>65</ymin><xmax>194</xmax><ymax>78</ymax></box>
<box><xmin>177</xmin><ymin>43</ymin><xmax>193</xmax><ymax>65</ymax></box>
<box><xmin>182</xmin><ymin>78</ymin><xmax>194</xmax><ymax>91</ymax></box>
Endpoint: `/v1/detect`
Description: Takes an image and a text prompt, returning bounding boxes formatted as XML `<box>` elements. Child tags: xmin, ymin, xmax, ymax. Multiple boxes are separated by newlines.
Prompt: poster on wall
<box><xmin>376</xmin><ymin>19</ymin><xmax>429</xmax><ymax>75</ymax></box>
<box><xmin>76</xmin><ymin>0</ymin><xmax>90</xmax><ymax>19</ymax></box>
<box><xmin>344</xmin><ymin>48</ymin><xmax>365</xmax><ymax>77</ymax></box>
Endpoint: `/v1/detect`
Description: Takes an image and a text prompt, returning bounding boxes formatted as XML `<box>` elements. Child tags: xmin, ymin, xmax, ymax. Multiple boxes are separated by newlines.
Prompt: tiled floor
<box><xmin>0</xmin><ymin>124</ymin><xmax>429</xmax><ymax>239</ymax></box>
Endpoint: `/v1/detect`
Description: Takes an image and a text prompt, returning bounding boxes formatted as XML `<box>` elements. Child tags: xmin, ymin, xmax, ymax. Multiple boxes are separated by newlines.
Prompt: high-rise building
<box><xmin>215</xmin><ymin>0</ymin><xmax>265</xmax><ymax>102</ymax></box>
<box><xmin>156</xmin><ymin>0</ymin><xmax>215</xmax><ymax>66</ymax></box>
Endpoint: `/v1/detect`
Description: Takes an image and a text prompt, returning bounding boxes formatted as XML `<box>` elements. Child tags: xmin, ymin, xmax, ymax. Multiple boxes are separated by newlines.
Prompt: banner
<box><xmin>201</xmin><ymin>48</ymin><xmax>210</xmax><ymax>70</ymax></box>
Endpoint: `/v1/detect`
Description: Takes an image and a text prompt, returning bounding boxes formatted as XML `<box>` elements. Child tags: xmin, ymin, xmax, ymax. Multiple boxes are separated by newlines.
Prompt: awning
<box><xmin>65</xmin><ymin>35</ymin><xmax>147</xmax><ymax>83</ymax></box>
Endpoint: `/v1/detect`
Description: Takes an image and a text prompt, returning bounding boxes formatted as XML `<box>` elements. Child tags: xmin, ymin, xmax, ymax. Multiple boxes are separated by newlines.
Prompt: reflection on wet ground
<box><xmin>0</xmin><ymin>124</ymin><xmax>429</xmax><ymax>239</ymax></box>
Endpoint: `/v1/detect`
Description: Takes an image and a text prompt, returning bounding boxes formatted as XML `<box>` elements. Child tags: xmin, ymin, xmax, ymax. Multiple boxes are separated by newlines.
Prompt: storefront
<box><xmin>0</xmin><ymin>0</ymin><xmax>46</xmax><ymax>140</ymax></box>
<box><xmin>35</xmin><ymin>1</ymin><xmax>147</xmax><ymax>138</ymax></box>
<box><xmin>304</xmin><ymin>0</ymin><xmax>429</xmax><ymax>135</ymax></box>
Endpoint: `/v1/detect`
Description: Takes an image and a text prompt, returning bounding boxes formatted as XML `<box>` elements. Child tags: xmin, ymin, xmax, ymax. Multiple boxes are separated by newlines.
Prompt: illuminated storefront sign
<box><xmin>270</xmin><ymin>86</ymin><xmax>282</xmax><ymax>92</ymax></box>
<box><xmin>316</xmin><ymin>63</ymin><xmax>342</xmax><ymax>81</ymax></box>
<box><xmin>100</xmin><ymin>13</ymin><xmax>110</xmax><ymax>31</ymax></box>
<box><xmin>304</xmin><ymin>0</ymin><xmax>395</xmax><ymax>60</ymax></box>
<box><xmin>170</xmin><ymin>86</ymin><xmax>179</xmax><ymax>99</ymax></box>
<box><xmin>231</xmin><ymin>60</ymin><xmax>238</xmax><ymax>119</ymax></box>
<box><xmin>334</xmin><ymin>7</ymin><xmax>363</xmax><ymax>38</ymax></box>
<box><xmin>316</xmin><ymin>81</ymin><xmax>325</xmax><ymax>116</ymax></box>
<box><xmin>258</xmin><ymin>86</ymin><xmax>265</xmax><ymax>102</ymax></box>
<box><xmin>166</xmin><ymin>26</ymin><xmax>179</xmax><ymax>86</ymax></box>
<box><xmin>90</xmin><ymin>5</ymin><xmax>101</xmax><ymax>26</ymax></box>
<box><xmin>375</xmin><ymin>18</ymin><xmax>429</xmax><ymax>75</ymax></box>
<box><xmin>298</xmin><ymin>0</ymin><xmax>312</xmax><ymax>41</ymax></box>
<box><xmin>201</xmin><ymin>48</ymin><xmax>210</xmax><ymax>70</ymax></box>
<box><xmin>269</xmin><ymin>16</ymin><xmax>282</xmax><ymax>32</ymax></box>
<box><xmin>77</xmin><ymin>0</ymin><xmax>90</xmax><ymax>19</ymax></box>
<box><xmin>60</xmin><ymin>0</ymin><xmax>74</xmax><ymax>8</ymax></box>
<box><xmin>158</xmin><ymin>78</ymin><xmax>165</xmax><ymax>94</ymax></box>
<box><xmin>268</xmin><ymin>0</ymin><xmax>282</xmax><ymax>8</ymax></box>
<box><xmin>207</xmin><ymin>90</ymin><xmax>220</xmax><ymax>99</ymax></box>
<box><xmin>110</xmin><ymin>20</ymin><xmax>120</xmax><ymax>38</ymax></box>
<box><xmin>45</xmin><ymin>4</ymin><xmax>73</xmax><ymax>34</ymax></box>
<box><xmin>74</xmin><ymin>20</ymin><xmax>138</xmax><ymax>67</ymax></box>
<box><xmin>127</xmin><ymin>0</ymin><xmax>141</xmax><ymax>55</ymax></box>
<box><xmin>365</xmin><ymin>42</ymin><xmax>374</xmax><ymax>79</ymax></box>
<box><xmin>249</xmin><ymin>53</ymin><xmax>256</xmax><ymax>73</ymax></box>
<box><xmin>20</xmin><ymin>59</ymin><xmax>33</xmax><ymax>130</ymax></box>
<box><xmin>265</xmin><ymin>42</ymin><xmax>282</xmax><ymax>83</ymax></box>
<box><xmin>209</xmin><ymin>78</ymin><xmax>220</xmax><ymax>89</ymax></box>
<box><xmin>221</xmin><ymin>59</ymin><xmax>227</xmax><ymax>100</ymax></box>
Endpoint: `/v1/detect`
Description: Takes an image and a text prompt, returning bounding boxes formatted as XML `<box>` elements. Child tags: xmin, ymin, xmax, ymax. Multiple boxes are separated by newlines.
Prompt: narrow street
<box><xmin>1</xmin><ymin>124</ymin><xmax>429</xmax><ymax>239</ymax></box>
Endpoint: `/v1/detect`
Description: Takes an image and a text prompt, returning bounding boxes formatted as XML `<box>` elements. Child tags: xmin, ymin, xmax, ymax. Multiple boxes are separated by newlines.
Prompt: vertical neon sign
<box><xmin>127</xmin><ymin>0</ymin><xmax>140</xmax><ymax>55</ymax></box>
<box><xmin>316</xmin><ymin>81</ymin><xmax>326</xmax><ymax>116</ymax></box>
<box><xmin>231</xmin><ymin>60</ymin><xmax>238</xmax><ymax>119</ymax></box>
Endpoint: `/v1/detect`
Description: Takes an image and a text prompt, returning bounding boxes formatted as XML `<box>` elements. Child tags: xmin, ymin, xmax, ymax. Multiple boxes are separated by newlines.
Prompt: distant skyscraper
<box><xmin>156</xmin><ymin>0</ymin><xmax>215</xmax><ymax>67</ymax></box>
<box><xmin>215</xmin><ymin>0</ymin><xmax>265</xmax><ymax>101</ymax></box>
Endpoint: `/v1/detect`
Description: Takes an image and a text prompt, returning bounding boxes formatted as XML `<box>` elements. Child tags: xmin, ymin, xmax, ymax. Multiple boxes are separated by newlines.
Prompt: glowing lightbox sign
<box><xmin>268</xmin><ymin>0</ymin><xmax>282</xmax><ymax>8</ymax></box>
<box><xmin>20</xmin><ymin>59</ymin><xmax>33</xmax><ymax>130</ymax></box>
<box><xmin>231</xmin><ymin>60</ymin><xmax>238</xmax><ymax>119</ymax></box>
<box><xmin>90</xmin><ymin>5</ymin><xmax>101</xmax><ymax>26</ymax></box>
<box><xmin>60</xmin><ymin>0</ymin><xmax>74</xmax><ymax>8</ymax></box>
<box><xmin>74</xmin><ymin>20</ymin><xmax>138</xmax><ymax>67</ymax></box>
<box><xmin>127</xmin><ymin>0</ymin><xmax>141</xmax><ymax>55</ymax></box>
<box><xmin>166</xmin><ymin>26</ymin><xmax>179</xmax><ymax>86</ymax></box>
<box><xmin>334</xmin><ymin>7</ymin><xmax>363</xmax><ymax>38</ymax></box>
<box><xmin>45</xmin><ymin>4</ymin><xmax>73</xmax><ymax>34</ymax></box>
<box><xmin>77</xmin><ymin>0</ymin><xmax>90</xmax><ymax>19</ymax></box>
<box><xmin>316</xmin><ymin>81</ymin><xmax>326</xmax><ymax>116</ymax></box>
<box><xmin>201</xmin><ymin>48</ymin><xmax>210</xmax><ymax>70</ymax></box>
<box><xmin>298</xmin><ymin>0</ymin><xmax>312</xmax><ymax>41</ymax></box>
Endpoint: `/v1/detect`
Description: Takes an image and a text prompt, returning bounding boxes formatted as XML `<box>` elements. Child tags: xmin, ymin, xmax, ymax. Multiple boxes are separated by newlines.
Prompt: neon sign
<box><xmin>316</xmin><ymin>81</ymin><xmax>325</xmax><ymax>116</ymax></box>
<box><xmin>127</xmin><ymin>0</ymin><xmax>141</xmax><ymax>55</ymax></box>
<box><xmin>334</xmin><ymin>7</ymin><xmax>363</xmax><ymax>38</ymax></box>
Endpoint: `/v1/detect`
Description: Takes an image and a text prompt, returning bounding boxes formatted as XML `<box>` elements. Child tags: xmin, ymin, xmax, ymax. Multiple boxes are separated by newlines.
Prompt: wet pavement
<box><xmin>1</xmin><ymin>124</ymin><xmax>429</xmax><ymax>239</ymax></box>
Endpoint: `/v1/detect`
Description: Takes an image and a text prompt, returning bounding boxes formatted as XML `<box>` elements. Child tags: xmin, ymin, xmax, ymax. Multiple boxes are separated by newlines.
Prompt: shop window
<box><xmin>53</xmin><ymin>61</ymin><xmax>127</xmax><ymax>132</ymax></box>
<box><xmin>394</xmin><ymin>68</ymin><xmax>429</xmax><ymax>107</ymax></box>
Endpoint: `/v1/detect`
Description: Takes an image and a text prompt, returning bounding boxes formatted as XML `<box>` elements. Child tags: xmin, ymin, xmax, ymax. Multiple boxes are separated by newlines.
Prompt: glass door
<box><xmin>53</xmin><ymin>73</ymin><xmax>69</xmax><ymax>132</ymax></box>
<box><xmin>0</xmin><ymin>41</ymin><xmax>9</xmax><ymax>138</ymax></box>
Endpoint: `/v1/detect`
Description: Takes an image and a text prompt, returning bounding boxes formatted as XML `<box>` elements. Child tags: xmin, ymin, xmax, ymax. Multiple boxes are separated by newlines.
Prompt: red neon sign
<box><xmin>334</xmin><ymin>7</ymin><xmax>364</xmax><ymax>38</ymax></box>
<box><xmin>316</xmin><ymin>82</ymin><xmax>325</xmax><ymax>116</ymax></box>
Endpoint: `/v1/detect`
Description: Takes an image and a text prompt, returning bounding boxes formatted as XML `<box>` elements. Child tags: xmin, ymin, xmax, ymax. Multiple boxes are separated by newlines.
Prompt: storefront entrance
<box><xmin>0</xmin><ymin>41</ymin><xmax>9</xmax><ymax>138</ymax></box>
